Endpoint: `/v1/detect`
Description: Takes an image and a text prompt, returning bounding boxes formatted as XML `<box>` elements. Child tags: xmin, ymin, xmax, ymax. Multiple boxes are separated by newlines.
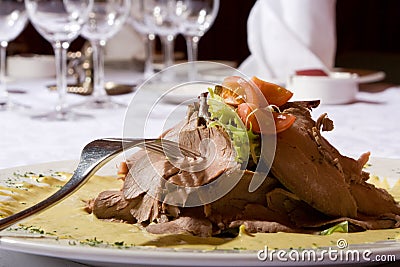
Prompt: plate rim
<box><xmin>1</xmin><ymin>158</ymin><xmax>400</xmax><ymax>266</ymax></box>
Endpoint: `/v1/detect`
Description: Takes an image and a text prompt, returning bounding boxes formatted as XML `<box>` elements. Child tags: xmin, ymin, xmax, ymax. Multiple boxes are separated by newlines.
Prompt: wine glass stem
<box><xmin>143</xmin><ymin>33</ymin><xmax>155</xmax><ymax>78</ymax></box>
<box><xmin>185</xmin><ymin>35</ymin><xmax>200</xmax><ymax>62</ymax></box>
<box><xmin>185</xmin><ymin>35</ymin><xmax>200</xmax><ymax>80</ymax></box>
<box><xmin>160</xmin><ymin>35</ymin><xmax>175</xmax><ymax>68</ymax></box>
<box><xmin>53</xmin><ymin>41</ymin><xmax>69</xmax><ymax>113</ymax></box>
<box><xmin>0</xmin><ymin>41</ymin><xmax>8</xmax><ymax>103</ymax></box>
<box><xmin>91</xmin><ymin>40</ymin><xmax>107</xmax><ymax>99</ymax></box>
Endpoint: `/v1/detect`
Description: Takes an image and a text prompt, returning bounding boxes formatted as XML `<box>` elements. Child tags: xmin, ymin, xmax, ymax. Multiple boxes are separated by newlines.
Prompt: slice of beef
<box><xmin>146</xmin><ymin>216</ymin><xmax>213</xmax><ymax>237</ymax></box>
<box><xmin>239</xmin><ymin>203</ymin><xmax>295</xmax><ymax>229</ymax></box>
<box><xmin>123</xmin><ymin>113</ymin><xmax>239</xmax><ymax>206</ymax></box>
<box><xmin>129</xmin><ymin>193</ymin><xmax>161</xmax><ymax>223</ymax></box>
<box><xmin>91</xmin><ymin>190</ymin><xmax>139</xmax><ymax>223</ymax></box>
<box><xmin>168</xmin><ymin>125</ymin><xmax>238</xmax><ymax>187</ymax></box>
<box><xmin>311</xmin><ymin>214</ymin><xmax>400</xmax><ymax>231</ymax></box>
<box><xmin>314</xmin><ymin>113</ymin><xmax>371</xmax><ymax>184</ymax></box>
<box><xmin>211</xmin><ymin>202</ymin><xmax>305</xmax><ymax>238</ymax></box>
<box><xmin>113</xmin><ymin>107</ymin><xmax>239</xmax><ymax>223</ymax></box>
<box><xmin>122</xmin><ymin>107</ymin><xmax>200</xmax><ymax>200</ymax></box>
<box><xmin>271</xmin><ymin>102</ymin><xmax>358</xmax><ymax>217</ymax></box>
<box><xmin>123</xmin><ymin>150</ymin><xmax>179</xmax><ymax>200</ymax></box>
<box><xmin>229</xmin><ymin>220</ymin><xmax>304</xmax><ymax>233</ymax></box>
<box><xmin>266</xmin><ymin>186</ymin><xmax>400</xmax><ymax>231</ymax></box>
<box><xmin>349</xmin><ymin>182</ymin><xmax>400</xmax><ymax>216</ymax></box>
<box><xmin>207</xmin><ymin>170</ymin><xmax>279</xmax><ymax>230</ymax></box>
<box><xmin>266</xmin><ymin>188</ymin><xmax>333</xmax><ymax>228</ymax></box>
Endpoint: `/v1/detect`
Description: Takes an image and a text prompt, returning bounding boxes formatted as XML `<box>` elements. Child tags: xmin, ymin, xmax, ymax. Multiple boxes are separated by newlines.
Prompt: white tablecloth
<box><xmin>312</xmin><ymin>86</ymin><xmax>400</xmax><ymax>160</ymax></box>
<box><xmin>1</xmin><ymin>74</ymin><xmax>399</xmax><ymax>169</ymax></box>
<box><xmin>1</xmin><ymin>64</ymin><xmax>399</xmax><ymax>266</ymax></box>
<box><xmin>0</xmin><ymin>65</ymin><xmax>163</xmax><ymax>169</ymax></box>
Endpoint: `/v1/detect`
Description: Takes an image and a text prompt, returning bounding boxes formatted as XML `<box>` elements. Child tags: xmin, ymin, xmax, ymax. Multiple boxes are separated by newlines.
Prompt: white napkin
<box><xmin>239</xmin><ymin>0</ymin><xmax>337</xmax><ymax>82</ymax></box>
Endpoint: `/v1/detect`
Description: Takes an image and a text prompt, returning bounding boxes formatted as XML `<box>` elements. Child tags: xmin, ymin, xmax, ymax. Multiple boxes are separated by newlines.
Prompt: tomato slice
<box><xmin>273</xmin><ymin>112</ymin><xmax>296</xmax><ymax>133</ymax></box>
<box><xmin>237</xmin><ymin>103</ymin><xmax>261</xmax><ymax>133</ymax></box>
<box><xmin>220</xmin><ymin>76</ymin><xmax>296</xmax><ymax>134</ymax></box>
<box><xmin>221</xmin><ymin>76</ymin><xmax>260</xmax><ymax>106</ymax></box>
<box><xmin>219</xmin><ymin>76</ymin><xmax>293</xmax><ymax>108</ymax></box>
<box><xmin>237</xmin><ymin>103</ymin><xmax>296</xmax><ymax>134</ymax></box>
<box><xmin>251</xmin><ymin>76</ymin><xmax>293</xmax><ymax>106</ymax></box>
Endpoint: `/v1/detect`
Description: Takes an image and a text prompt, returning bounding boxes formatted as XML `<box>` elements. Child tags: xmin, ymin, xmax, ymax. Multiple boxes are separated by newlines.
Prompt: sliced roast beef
<box><xmin>124</xmin><ymin>111</ymin><xmax>238</xmax><ymax>196</ymax></box>
<box><xmin>94</xmin><ymin>106</ymin><xmax>240</xmax><ymax>224</ymax></box>
<box><xmin>146</xmin><ymin>216</ymin><xmax>213</xmax><ymax>237</ymax></box>
<box><xmin>123</xmin><ymin>150</ymin><xmax>178</xmax><ymax>200</ymax></box>
<box><xmin>313</xmin><ymin>113</ymin><xmax>371</xmax><ymax>184</ymax></box>
<box><xmin>265</xmin><ymin>187</ymin><xmax>400</xmax><ymax>231</ymax></box>
<box><xmin>89</xmin><ymin>98</ymin><xmax>400</xmax><ymax>237</ymax></box>
<box><xmin>162</xmin><ymin>109</ymin><xmax>239</xmax><ymax>187</ymax></box>
<box><xmin>91</xmin><ymin>190</ymin><xmax>139</xmax><ymax>223</ymax></box>
<box><xmin>271</xmin><ymin>102</ymin><xmax>358</xmax><ymax>217</ymax></box>
<box><xmin>229</xmin><ymin>220</ymin><xmax>302</xmax><ymax>233</ymax></box>
<box><xmin>129</xmin><ymin>193</ymin><xmax>160</xmax><ymax>223</ymax></box>
<box><xmin>207</xmin><ymin>170</ymin><xmax>279</xmax><ymax>230</ymax></box>
<box><xmin>266</xmin><ymin>188</ymin><xmax>332</xmax><ymax>228</ymax></box>
<box><xmin>349</xmin><ymin>182</ymin><xmax>400</xmax><ymax>216</ymax></box>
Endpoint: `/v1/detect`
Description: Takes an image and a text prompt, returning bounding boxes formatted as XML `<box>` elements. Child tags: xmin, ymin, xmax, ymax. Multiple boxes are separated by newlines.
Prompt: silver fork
<box><xmin>0</xmin><ymin>138</ymin><xmax>200</xmax><ymax>231</ymax></box>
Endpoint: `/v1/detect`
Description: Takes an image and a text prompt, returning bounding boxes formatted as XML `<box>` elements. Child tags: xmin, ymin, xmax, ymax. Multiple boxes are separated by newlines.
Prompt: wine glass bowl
<box><xmin>25</xmin><ymin>0</ymin><xmax>93</xmax><ymax>120</ymax></box>
<box><xmin>0</xmin><ymin>1</ymin><xmax>27</xmax><ymax>41</ymax></box>
<box><xmin>177</xmin><ymin>0</ymin><xmax>219</xmax><ymax>62</ymax></box>
<box><xmin>25</xmin><ymin>1</ymin><xmax>91</xmax><ymax>43</ymax></box>
<box><xmin>143</xmin><ymin>0</ymin><xmax>180</xmax><ymax>69</ymax></box>
<box><xmin>0</xmin><ymin>0</ymin><xmax>28</xmax><ymax>110</ymax></box>
<box><xmin>79</xmin><ymin>0</ymin><xmax>131</xmax><ymax>109</ymax></box>
<box><xmin>177</xmin><ymin>0</ymin><xmax>218</xmax><ymax>36</ymax></box>
<box><xmin>144</xmin><ymin>0</ymin><xmax>179</xmax><ymax>36</ymax></box>
<box><xmin>84</xmin><ymin>1</ymin><xmax>130</xmax><ymax>40</ymax></box>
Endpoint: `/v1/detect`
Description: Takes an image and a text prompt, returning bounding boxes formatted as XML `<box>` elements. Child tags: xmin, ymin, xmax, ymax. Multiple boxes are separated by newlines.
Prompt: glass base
<box><xmin>0</xmin><ymin>99</ymin><xmax>30</xmax><ymax>111</ymax></box>
<box><xmin>74</xmin><ymin>96</ymin><xmax>127</xmax><ymax>109</ymax></box>
<box><xmin>31</xmin><ymin>109</ymin><xmax>92</xmax><ymax>121</ymax></box>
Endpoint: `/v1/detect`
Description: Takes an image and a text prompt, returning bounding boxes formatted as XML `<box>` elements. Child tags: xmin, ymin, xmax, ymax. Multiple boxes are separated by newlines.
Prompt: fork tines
<box><xmin>103</xmin><ymin>138</ymin><xmax>201</xmax><ymax>159</ymax></box>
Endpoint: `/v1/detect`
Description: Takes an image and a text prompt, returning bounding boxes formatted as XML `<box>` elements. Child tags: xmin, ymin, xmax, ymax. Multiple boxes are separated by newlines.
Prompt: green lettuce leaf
<box><xmin>320</xmin><ymin>221</ymin><xmax>349</xmax><ymax>235</ymax></box>
<box><xmin>207</xmin><ymin>88</ymin><xmax>260</xmax><ymax>164</ymax></box>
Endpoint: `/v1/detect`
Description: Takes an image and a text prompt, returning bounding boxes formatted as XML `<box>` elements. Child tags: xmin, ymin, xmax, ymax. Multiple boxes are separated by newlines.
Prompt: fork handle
<box><xmin>0</xmin><ymin>139</ymin><xmax>127</xmax><ymax>231</ymax></box>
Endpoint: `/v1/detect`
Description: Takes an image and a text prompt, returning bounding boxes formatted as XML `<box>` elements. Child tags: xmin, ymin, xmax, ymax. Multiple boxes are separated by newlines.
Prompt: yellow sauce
<box><xmin>1</xmin><ymin>172</ymin><xmax>399</xmax><ymax>251</ymax></box>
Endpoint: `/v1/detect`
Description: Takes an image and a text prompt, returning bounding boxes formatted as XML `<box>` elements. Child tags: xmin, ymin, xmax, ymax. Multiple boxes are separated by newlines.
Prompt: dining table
<box><xmin>0</xmin><ymin>60</ymin><xmax>399</xmax><ymax>266</ymax></box>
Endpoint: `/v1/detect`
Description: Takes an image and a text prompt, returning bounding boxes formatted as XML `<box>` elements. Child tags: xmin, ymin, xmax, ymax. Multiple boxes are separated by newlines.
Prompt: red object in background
<box><xmin>295</xmin><ymin>69</ymin><xmax>329</xmax><ymax>76</ymax></box>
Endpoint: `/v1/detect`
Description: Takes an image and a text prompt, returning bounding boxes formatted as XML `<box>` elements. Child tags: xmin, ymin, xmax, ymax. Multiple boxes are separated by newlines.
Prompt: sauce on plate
<box><xmin>1</xmin><ymin>172</ymin><xmax>399</xmax><ymax>251</ymax></box>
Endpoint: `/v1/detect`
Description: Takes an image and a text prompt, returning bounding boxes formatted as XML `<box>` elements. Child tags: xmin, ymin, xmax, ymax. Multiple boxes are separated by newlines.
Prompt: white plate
<box><xmin>160</xmin><ymin>83</ymin><xmax>212</xmax><ymax>104</ymax></box>
<box><xmin>145</xmin><ymin>62</ymin><xmax>238</xmax><ymax>105</ymax></box>
<box><xmin>333</xmin><ymin>68</ymin><xmax>386</xmax><ymax>84</ymax></box>
<box><xmin>1</xmin><ymin>158</ymin><xmax>400</xmax><ymax>266</ymax></box>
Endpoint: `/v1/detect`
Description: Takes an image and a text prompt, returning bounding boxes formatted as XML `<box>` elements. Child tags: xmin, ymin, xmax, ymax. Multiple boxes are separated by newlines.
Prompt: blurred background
<box><xmin>8</xmin><ymin>0</ymin><xmax>400</xmax><ymax>83</ymax></box>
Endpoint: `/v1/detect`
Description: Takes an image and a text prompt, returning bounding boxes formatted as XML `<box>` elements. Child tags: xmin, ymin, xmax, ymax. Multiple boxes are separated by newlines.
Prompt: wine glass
<box><xmin>143</xmin><ymin>0</ymin><xmax>180</xmax><ymax>69</ymax></box>
<box><xmin>0</xmin><ymin>0</ymin><xmax>28</xmax><ymax>111</ymax></box>
<box><xmin>25</xmin><ymin>0</ymin><xmax>93</xmax><ymax>120</ymax></box>
<box><xmin>80</xmin><ymin>0</ymin><xmax>131</xmax><ymax>109</ymax></box>
<box><xmin>176</xmin><ymin>0</ymin><xmax>219</xmax><ymax>62</ymax></box>
<box><xmin>128</xmin><ymin>0</ymin><xmax>156</xmax><ymax>79</ymax></box>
